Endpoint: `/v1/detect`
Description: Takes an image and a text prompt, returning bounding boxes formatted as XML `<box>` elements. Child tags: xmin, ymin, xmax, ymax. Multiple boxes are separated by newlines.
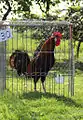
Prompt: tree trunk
<box><xmin>46</xmin><ymin>0</ymin><xmax>50</xmax><ymax>18</ymax></box>
<box><xmin>2</xmin><ymin>0</ymin><xmax>11</xmax><ymax>20</ymax></box>
<box><xmin>77</xmin><ymin>41</ymin><xmax>82</xmax><ymax>58</ymax></box>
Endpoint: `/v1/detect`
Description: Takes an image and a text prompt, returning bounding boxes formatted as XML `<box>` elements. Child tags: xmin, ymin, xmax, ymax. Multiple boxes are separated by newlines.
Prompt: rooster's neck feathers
<box><xmin>40</xmin><ymin>36</ymin><xmax>55</xmax><ymax>51</ymax></box>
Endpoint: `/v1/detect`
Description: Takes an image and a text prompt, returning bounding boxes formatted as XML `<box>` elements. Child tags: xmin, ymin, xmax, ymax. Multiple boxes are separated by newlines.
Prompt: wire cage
<box><xmin>0</xmin><ymin>20</ymin><xmax>75</xmax><ymax>97</ymax></box>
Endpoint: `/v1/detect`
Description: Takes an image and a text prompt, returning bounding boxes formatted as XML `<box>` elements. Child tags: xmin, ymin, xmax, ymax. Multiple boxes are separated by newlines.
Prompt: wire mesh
<box><xmin>0</xmin><ymin>20</ymin><xmax>74</xmax><ymax>97</ymax></box>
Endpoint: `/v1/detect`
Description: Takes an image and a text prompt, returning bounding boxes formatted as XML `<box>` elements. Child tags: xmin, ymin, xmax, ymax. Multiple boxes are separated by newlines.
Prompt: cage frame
<box><xmin>0</xmin><ymin>20</ymin><xmax>75</xmax><ymax>96</ymax></box>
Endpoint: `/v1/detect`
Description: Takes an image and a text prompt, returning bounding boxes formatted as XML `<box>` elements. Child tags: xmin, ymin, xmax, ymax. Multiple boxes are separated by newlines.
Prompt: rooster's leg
<box><xmin>34</xmin><ymin>82</ymin><xmax>37</xmax><ymax>91</ymax></box>
<box><xmin>42</xmin><ymin>82</ymin><xmax>46</xmax><ymax>93</ymax></box>
<box><xmin>34</xmin><ymin>76</ymin><xmax>40</xmax><ymax>92</ymax></box>
<box><xmin>41</xmin><ymin>76</ymin><xmax>46</xmax><ymax>93</ymax></box>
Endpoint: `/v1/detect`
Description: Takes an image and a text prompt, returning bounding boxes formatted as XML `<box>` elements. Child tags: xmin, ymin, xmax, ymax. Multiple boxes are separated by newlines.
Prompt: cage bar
<box><xmin>0</xmin><ymin>22</ymin><xmax>6</xmax><ymax>94</ymax></box>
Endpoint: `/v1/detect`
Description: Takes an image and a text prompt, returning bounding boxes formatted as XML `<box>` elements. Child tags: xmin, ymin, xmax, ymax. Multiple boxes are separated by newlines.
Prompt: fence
<box><xmin>0</xmin><ymin>20</ymin><xmax>74</xmax><ymax>97</ymax></box>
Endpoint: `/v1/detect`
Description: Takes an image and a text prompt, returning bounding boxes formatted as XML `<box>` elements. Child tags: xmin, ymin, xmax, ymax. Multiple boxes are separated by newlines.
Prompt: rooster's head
<box><xmin>52</xmin><ymin>32</ymin><xmax>62</xmax><ymax>46</ymax></box>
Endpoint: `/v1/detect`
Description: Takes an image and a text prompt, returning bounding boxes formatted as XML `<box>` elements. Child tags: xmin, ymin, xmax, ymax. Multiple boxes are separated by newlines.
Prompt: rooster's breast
<box><xmin>39</xmin><ymin>53</ymin><xmax>55</xmax><ymax>73</ymax></box>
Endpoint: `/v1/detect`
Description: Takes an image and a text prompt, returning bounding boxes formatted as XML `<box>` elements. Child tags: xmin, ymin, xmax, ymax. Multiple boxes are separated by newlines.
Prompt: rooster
<box><xmin>9</xmin><ymin>32</ymin><xmax>62</xmax><ymax>92</ymax></box>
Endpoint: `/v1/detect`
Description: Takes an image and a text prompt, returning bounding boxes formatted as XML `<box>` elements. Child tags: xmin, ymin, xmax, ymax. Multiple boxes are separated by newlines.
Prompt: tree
<box><xmin>0</xmin><ymin>0</ymin><xmax>11</xmax><ymax>20</ymax></box>
<box><xmin>0</xmin><ymin>0</ymin><xmax>62</xmax><ymax>20</ymax></box>
<box><xmin>62</xmin><ymin>0</ymin><xmax>83</xmax><ymax>57</ymax></box>
<box><xmin>35</xmin><ymin>0</ymin><xmax>60</xmax><ymax>18</ymax></box>
<box><xmin>0</xmin><ymin>0</ymin><xmax>34</xmax><ymax>20</ymax></box>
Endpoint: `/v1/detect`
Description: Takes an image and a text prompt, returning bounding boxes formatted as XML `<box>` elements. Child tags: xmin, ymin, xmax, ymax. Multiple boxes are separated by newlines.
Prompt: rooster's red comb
<box><xmin>52</xmin><ymin>32</ymin><xmax>62</xmax><ymax>39</ymax></box>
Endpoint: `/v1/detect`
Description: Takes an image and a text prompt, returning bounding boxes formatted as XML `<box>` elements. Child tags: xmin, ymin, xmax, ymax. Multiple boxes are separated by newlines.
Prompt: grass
<box><xmin>0</xmin><ymin>29</ymin><xmax>83</xmax><ymax>120</ymax></box>
<box><xmin>6</xmin><ymin>74</ymin><xmax>70</xmax><ymax>97</ymax></box>
<box><xmin>0</xmin><ymin>75</ymin><xmax>83</xmax><ymax>120</ymax></box>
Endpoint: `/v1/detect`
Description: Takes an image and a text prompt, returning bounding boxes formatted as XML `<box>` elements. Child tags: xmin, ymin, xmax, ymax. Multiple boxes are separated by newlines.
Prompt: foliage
<box><xmin>58</xmin><ymin>0</ymin><xmax>83</xmax><ymax>42</ymax></box>
<box><xmin>0</xmin><ymin>0</ymin><xmax>62</xmax><ymax>20</ymax></box>
<box><xmin>0</xmin><ymin>0</ymin><xmax>33</xmax><ymax>20</ymax></box>
<box><xmin>0</xmin><ymin>0</ymin><xmax>11</xmax><ymax>20</ymax></box>
<box><xmin>60</xmin><ymin>0</ymin><xmax>83</xmax><ymax>57</ymax></box>
<box><xmin>35</xmin><ymin>0</ymin><xmax>60</xmax><ymax>18</ymax></box>
<box><xmin>65</xmin><ymin>5</ymin><xmax>83</xmax><ymax>41</ymax></box>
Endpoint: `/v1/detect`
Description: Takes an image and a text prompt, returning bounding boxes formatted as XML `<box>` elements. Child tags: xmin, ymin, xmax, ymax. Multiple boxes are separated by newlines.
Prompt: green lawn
<box><xmin>0</xmin><ymin>75</ymin><xmax>83</xmax><ymax>120</ymax></box>
<box><xmin>0</xmin><ymin>30</ymin><xmax>83</xmax><ymax>120</ymax></box>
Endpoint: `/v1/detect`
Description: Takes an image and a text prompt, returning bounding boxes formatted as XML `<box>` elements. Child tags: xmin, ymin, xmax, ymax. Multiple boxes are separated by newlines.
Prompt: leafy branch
<box><xmin>2</xmin><ymin>0</ymin><xmax>11</xmax><ymax>20</ymax></box>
